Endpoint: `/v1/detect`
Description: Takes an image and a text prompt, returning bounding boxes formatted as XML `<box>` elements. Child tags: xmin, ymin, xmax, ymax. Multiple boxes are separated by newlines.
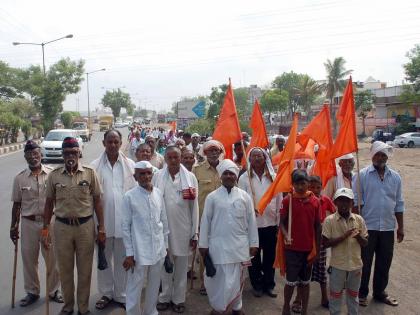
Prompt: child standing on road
<box><xmin>280</xmin><ymin>170</ymin><xmax>321</xmax><ymax>315</ymax></box>
<box><xmin>322</xmin><ymin>188</ymin><xmax>368</xmax><ymax>315</ymax></box>
<box><xmin>292</xmin><ymin>175</ymin><xmax>336</xmax><ymax>312</ymax></box>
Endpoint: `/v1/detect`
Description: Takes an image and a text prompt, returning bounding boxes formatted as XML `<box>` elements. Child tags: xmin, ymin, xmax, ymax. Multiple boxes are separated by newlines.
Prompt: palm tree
<box><xmin>324</xmin><ymin>57</ymin><xmax>352</xmax><ymax>131</ymax></box>
<box><xmin>294</xmin><ymin>75</ymin><xmax>323</xmax><ymax>121</ymax></box>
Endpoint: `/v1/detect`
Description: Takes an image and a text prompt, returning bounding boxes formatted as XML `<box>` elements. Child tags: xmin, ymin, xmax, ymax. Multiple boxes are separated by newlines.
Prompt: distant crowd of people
<box><xmin>10</xmin><ymin>125</ymin><xmax>405</xmax><ymax>315</ymax></box>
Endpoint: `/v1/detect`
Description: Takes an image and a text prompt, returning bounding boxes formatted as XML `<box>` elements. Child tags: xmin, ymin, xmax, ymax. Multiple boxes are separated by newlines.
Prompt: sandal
<box><xmin>95</xmin><ymin>296</ymin><xmax>112</xmax><ymax>310</ymax></box>
<box><xmin>321</xmin><ymin>301</ymin><xmax>329</xmax><ymax>309</ymax></box>
<box><xmin>156</xmin><ymin>302</ymin><xmax>171</xmax><ymax>311</ymax></box>
<box><xmin>359</xmin><ymin>297</ymin><xmax>369</xmax><ymax>307</ymax></box>
<box><xmin>50</xmin><ymin>290</ymin><xmax>64</xmax><ymax>303</ymax></box>
<box><xmin>374</xmin><ymin>295</ymin><xmax>398</xmax><ymax>306</ymax></box>
<box><xmin>172</xmin><ymin>302</ymin><xmax>186</xmax><ymax>313</ymax></box>
<box><xmin>291</xmin><ymin>300</ymin><xmax>302</xmax><ymax>313</ymax></box>
<box><xmin>20</xmin><ymin>293</ymin><xmax>40</xmax><ymax>307</ymax></box>
<box><xmin>199</xmin><ymin>287</ymin><xmax>207</xmax><ymax>296</ymax></box>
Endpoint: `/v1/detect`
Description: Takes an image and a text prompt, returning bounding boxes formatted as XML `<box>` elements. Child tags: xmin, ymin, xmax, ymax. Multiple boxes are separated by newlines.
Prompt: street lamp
<box><xmin>13</xmin><ymin>34</ymin><xmax>73</xmax><ymax>75</ymax></box>
<box><xmin>86</xmin><ymin>68</ymin><xmax>106</xmax><ymax>129</ymax></box>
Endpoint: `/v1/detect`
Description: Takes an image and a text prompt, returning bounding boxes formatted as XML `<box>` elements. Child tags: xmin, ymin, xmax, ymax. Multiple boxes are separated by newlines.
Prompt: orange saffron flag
<box><xmin>330</xmin><ymin>77</ymin><xmax>358</xmax><ymax>159</ymax></box>
<box><xmin>258</xmin><ymin>114</ymin><xmax>298</xmax><ymax>214</ymax></box>
<box><xmin>299</xmin><ymin>105</ymin><xmax>336</xmax><ymax>187</ymax></box>
<box><xmin>212</xmin><ymin>80</ymin><xmax>242</xmax><ymax>159</ymax></box>
<box><xmin>248</xmin><ymin>100</ymin><xmax>269</xmax><ymax>149</ymax></box>
<box><xmin>169</xmin><ymin>121</ymin><xmax>177</xmax><ymax>132</ymax></box>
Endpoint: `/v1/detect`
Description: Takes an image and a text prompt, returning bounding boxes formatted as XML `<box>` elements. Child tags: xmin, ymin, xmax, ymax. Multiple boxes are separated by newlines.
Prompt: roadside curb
<box><xmin>0</xmin><ymin>140</ymin><xmax>41</xmax><ymax>156</ymax></box>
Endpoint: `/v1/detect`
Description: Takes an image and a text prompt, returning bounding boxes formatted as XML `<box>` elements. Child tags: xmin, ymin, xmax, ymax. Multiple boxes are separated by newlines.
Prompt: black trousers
<box><xmin>359</xmin><ymin>230</ymin><xmax>394</xmax><ymax>298</ymax></box>
<box><xmin>248</xmin><ymin>225</ymin><xmax>277</xmax><ymax>291</ymax></box>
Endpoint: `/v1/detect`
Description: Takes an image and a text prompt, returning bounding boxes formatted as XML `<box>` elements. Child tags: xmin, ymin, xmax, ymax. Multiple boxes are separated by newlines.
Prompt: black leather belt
<box><xmin>22</xmin><ymin>215</ymin><xmax>44</xmax><ymax>222</ymax></box>
<box><xmin>56</xmin><ymin>215</ymin><xmax>92</xmax><ymax>226</ymax></box>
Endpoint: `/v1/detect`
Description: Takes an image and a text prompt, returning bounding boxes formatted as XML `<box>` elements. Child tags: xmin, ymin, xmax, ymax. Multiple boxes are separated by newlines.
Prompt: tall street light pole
<box><xmin>86</xmin><ymin>68</ymin><xmax>106</xmax><ymax>128</ymax></box>
<box><xmin>13</xmin><ymin>34</ymin><xmax>73</xmax><ymax>75</ymax></box>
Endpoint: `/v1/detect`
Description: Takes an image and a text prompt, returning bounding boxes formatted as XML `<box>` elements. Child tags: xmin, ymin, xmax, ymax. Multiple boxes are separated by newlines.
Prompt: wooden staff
<box><xmin>190</xmin><ymin>249</ymin><xmax>197</xmax><ymax>290</ymax></box>
<box><xmin>11</xmin><ymin>209</ymin><xmax>20</xmax><ymax>308</ymax></box>
<box><xmin>288</xmin><ymin>192</ymin><xmax>292</xmax><ymax>242</ymax></box>
<box><xmin>241</xmin><ymin>141</ymin><xmax>258</xmax><ymax>210</ymax></box>
<box><xmin>355</xmin><ymin>151</ymin><xmax>362</xmax><ymax>214</ymax></box>
<box><xmin>45</xmin><ymin>233</ymin><xmax>50</xmax><ymax>315</ymax></box>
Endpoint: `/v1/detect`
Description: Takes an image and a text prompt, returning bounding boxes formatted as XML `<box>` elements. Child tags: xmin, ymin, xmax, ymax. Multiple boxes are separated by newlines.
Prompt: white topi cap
<box><xmin>134</xmin><ymin>161</ymin><xmax>153</xmax><ymax>169</ymax></box>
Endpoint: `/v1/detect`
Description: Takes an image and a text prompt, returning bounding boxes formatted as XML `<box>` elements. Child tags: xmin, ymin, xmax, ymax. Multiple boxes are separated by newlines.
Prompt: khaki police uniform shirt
<box><xmin>12</xmin><ymin>165</ymin><xmax>52</xmax><ymax>216</ymax></box>
<box><xmin>193</xmin><ymin>160</ymin><xmax>221</xmax><ymax>217</ymax></box>
<box><xmin>322</xmin><ymin>212</ymin><xmax>368</xmax><ymax>271</ymax></box>
<box><xmin>46</xmin><ymin>164</ymin><xmax>102</xmax><ymax>218</ymax></box>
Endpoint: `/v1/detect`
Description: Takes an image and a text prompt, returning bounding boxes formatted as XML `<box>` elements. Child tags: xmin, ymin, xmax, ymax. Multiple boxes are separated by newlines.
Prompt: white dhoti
<box><xmin>125</xmin><ymin>258</ymin><xmax>164</xmax><ymax>315</ymax></box>
<box><xmin>204</xmin><ymin>263</ymin><xmax>245</xmax><ymax>312</ymax></box>
<box><xmin>97</xmin><ymin>237</ymin><xmax>127</xmax><ymax>303</ymax></box>
<box><xmin>159</xmin><ymin>255</ymin><xmax>189</xmax><ymax>304</ymax></box>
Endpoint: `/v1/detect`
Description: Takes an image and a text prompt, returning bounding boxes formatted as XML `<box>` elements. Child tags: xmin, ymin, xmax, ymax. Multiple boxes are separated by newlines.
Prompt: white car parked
<box><xmin>40</xmin><ymin>129</ymin><xmax>84</xmax><ymax>162</ymax></box>
<box><xmin>393</xmin><ymin>132</ymin><xmax>420</xmax><ymax>148</ymax></box>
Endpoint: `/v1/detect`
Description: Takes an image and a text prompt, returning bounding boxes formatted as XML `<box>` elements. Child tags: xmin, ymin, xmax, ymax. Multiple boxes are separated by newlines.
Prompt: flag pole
<box><xmin>355</xmin><ymin>150</ymin><xmax>362</xmax><ymax>214</ymax></box>
<box><xmin>242</xmin><ymin>141</ymin><xmax>258</xmax><ymax>211</ymax></box>
<box><xmin>288</xmin><ymin>192</ymin><xmax>292</xmax><ymax>241</ymax></box>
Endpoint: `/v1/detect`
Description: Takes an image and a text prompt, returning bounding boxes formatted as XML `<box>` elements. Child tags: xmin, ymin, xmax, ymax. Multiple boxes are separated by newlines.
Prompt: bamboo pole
<box><xmin>11</xmin><ymin>210</ymin><xmax>20</xmax><ymax>309</ymax></box>
<box><xmin>356</xmin><ymin>151</ymin><xmax>362</xmax><ymax>214</ymax></box>
<box><xmin>288</xmin><ymin>192</ymin><xmax>292</xmax><ymax>242</ymax></box>
<box><xmin>190</xmin><ymin>249</ymin><xmax>196</xmax><ymax>290</ymax></box>
<box><xmin>45</xmin><ymin>247</ymin><xmax>50</xmax><ymax>315</ymax></box>
<box><xmin>241</xmin><ymin>141</ymin><xmax>258</xmax><ymax>211</ymax></box>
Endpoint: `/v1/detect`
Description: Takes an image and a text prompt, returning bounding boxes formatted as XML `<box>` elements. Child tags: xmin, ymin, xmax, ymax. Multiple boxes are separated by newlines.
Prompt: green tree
<box><xmin>294</xmin><ymin>75</ymin><xmax>323</xmax><ymax>120</ymax></box>
<box><xmin>25</xmin><ymin>58</ymin><xmax>85</xmax><ymax>131</ymax></box>
<box><xmin>404</xmin><ymin>44</ymin><xmax>420</xmax><ymax>91</ymax></box>
<box><xmin>355</xmin><ymin>90</ymin><xmax>375</xmax><ymax>136</ymax></box>
<box><xmin>207</xmin><ymin>84</ymin><xmax>228</xmax><ymax>120</ymax></box>
<box><xmin>101</xmin><ymin>88</ymin><xmax>134</xmax><ymax>121</ymax></box>
<box><xmin>400</xmin><ymin>44</ymin><xmax>420</xmax><ymax>106</ymax></box>
<box><xmin>233</xmin><ymin>87</ymin><xmax>250</xmax><ymax>118</ymax></box>
<box><xmin>272</xmin><ymin>71</ymin><xmax>305</xmax><ymax>115</ymax></box>
<box><xmin>324</xmin><ymin>57</ymin><xmax>352</xmax><ymax>131</ymax></box>
<box><xmin>260</xmin><ymin>89</ymin><xmax>289</xmax><ymax>124</ymax></box>
<box><xmin>185</xmin><ymin>119</ymin><xmax>214</xmax><ymax>135</ymax></box>
<box><xmin>61</xmin><ymin>111</ymin><xmax>81</xmax><ymax>128</ymax></box>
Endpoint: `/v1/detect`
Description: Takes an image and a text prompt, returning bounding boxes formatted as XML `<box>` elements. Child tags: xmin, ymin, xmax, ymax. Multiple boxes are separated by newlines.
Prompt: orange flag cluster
<box><xmin>212</xmin><ymin>80</ymin><xmax>242</xmax><ymax>160</ymax></box>
<box><xmin>258</xmin><ymin>114</ymin><xmax>299</xmax><ymax>214</ymax></box>
<box><xmin>248</xmin><ymin>100</ymin><xmax>269</xmax><ymax>150</ymax></box>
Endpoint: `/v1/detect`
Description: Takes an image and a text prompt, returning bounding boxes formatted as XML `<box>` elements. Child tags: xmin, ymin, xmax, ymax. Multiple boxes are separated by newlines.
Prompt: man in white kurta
<box><xmin>238</xmin><ymin>147</ymin><xmax>282</xmax><ymax>298</ymax></box>
<box><xmin>199</xmin><ymin>159</ymin><xmax>259</xmax><ymax>315</ymax></box>
<box><xmin>153</xmin><ymin>146</ymin><xmax>199</xmax><ymax>312</ymax></box>
<box><xmin>90</xmin><ymin>130</ymin><xmax>137</xmax><ymax>309</ymax></box>
<box><xmin>122</xmin><ymin>161</ymin><xmax>169</xmax><ymax>315</ymax></box>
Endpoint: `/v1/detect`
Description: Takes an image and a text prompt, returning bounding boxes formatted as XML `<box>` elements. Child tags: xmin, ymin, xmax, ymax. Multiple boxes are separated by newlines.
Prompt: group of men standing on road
<box><xmin>10</xmin><ymin>126</ymin><xmax>405</xmax><ymax>315</ymax></box>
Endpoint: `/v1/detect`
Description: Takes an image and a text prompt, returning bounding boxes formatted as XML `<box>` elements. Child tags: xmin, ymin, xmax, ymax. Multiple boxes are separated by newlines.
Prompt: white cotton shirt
<box><xmin>121</xmin><ymin>186</ymin><xmax>169</xmax><ymax>266</ymax></box>
<box><xmin>199</xmin><ymin>186</ymin><xmax>259</xmax><ymax>264</ymax></box>
<box><xmin>238</xmin><ymin>171</ymin><xmax>282</xmax><ymax>228</ymax></box>
<box><xmin>152</xmin><ymin>170</ymin><xmax>199</xmax><ymax>256</ymax></box>
<box><xmin>91</xmin><ymin>154</ymin><xmax>138</xmax><ymax>238</ymax></box>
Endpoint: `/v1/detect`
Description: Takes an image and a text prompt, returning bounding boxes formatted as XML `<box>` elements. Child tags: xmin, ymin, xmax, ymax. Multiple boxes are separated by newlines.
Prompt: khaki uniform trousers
<box><xmin>54</xmin><ymin>218</ymin><xmax>95</xmax><ymax>314</ymax></box>
<box><xmin>21</xmin><ymin>217</ymin><xmax>60</xmax><ymax>296</ymax></box>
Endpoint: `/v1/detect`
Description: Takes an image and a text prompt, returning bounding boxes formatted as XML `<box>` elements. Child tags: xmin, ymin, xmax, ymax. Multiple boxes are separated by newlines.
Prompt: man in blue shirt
<box><xmin>353</xmin><ymin>141</ymin><xmax>404</xmax><ymax>307</ymax></box>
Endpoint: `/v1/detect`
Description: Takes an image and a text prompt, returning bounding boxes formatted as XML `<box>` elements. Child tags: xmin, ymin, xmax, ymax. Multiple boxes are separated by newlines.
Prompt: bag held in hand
<box><xmin>97</xmin><ymin>244</ymin><xmax>108</xmax><ymax>270</ymax></box>
<box><xmin>164</xmin><ymin>255</ymin><xmax>174</xmax><ymax>273</ymax></box>
<box><xmin>204</xmin><ymin>254</ymin><xmax>216</xmax><ymax>277</ymax></box>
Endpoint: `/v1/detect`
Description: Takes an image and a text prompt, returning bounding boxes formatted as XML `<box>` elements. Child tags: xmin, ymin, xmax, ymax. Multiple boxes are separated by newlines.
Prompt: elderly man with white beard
<box><xmin>199</xmin><ymin>159</ymin><xmax>259</xmax><ymax>315</ymax></box>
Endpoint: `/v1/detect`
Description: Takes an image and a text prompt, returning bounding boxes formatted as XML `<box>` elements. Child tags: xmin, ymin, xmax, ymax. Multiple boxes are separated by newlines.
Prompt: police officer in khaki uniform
<box><xmin>42</xmin><ymin>137</ymin><xmax>106</xmax><ymax>315</ymax></box>
<box><xmin>192</xmin><ymin>140</ymin><xmax>224</xmax><ymax>295</ymax></box>
<box><xmin>10</xmin><ymin>140</ymin><xmax>63</xmax><ymax>306</ymax></box>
